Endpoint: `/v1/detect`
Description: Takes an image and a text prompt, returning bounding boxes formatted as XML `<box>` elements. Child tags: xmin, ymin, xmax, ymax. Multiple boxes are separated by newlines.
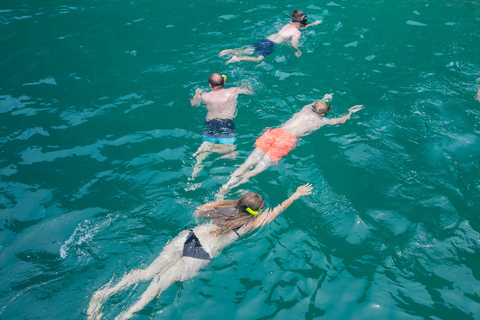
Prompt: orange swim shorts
<box><xmin>254</xmin><ymin>128</ymin><xmax>297</xmax><ymax>164</ymax></box>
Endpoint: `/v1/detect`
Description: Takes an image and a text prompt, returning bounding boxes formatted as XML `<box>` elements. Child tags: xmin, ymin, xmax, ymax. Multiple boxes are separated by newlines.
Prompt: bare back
<box><xmin>192</xmin><ymin>223</ymin><xmax>239</xmax><ymax>258</ymax></box>
<box><xmin>200</xmin><ymin>87</ymin><xmax>249</xmax><ymax>120</ymax></box>
<box><xmin>267</xmin><ymin>23</ymin><xmax>301</xmax><ymax>44</ymax></box>
<box><xmin>279</xmin><ymin>105</ymin><xmax>332</xmax><ymax>137</ymax></box>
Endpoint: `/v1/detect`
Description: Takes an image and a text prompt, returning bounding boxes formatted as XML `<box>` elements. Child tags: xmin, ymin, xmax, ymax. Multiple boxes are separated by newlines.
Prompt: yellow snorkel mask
<box><xmin>222</xmin><ymin>74</ymin><xmax>227</xmax><ymax>83</ymax></box>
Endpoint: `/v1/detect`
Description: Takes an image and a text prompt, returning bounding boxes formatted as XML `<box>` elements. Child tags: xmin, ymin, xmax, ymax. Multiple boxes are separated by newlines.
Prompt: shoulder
<box><xmin>279</xmin><ymin>23</ymin><xmax>296</xmax><ymax>34</ymax></box>
<box><xmin>223</xmin><ymin>87</ymin><xmax>242</xmax><ymax>97</ymax></box>
<box><xmin>293</xmin><ymin>105</ymin><xmax>313</xmax><ymax>116</ymax></box>
<box><xmin>246</xmin><ymin>209</ymin><xmax>274</xmax><ymax>230</ymax></box>
<box><xmin>201</xmin><ymin>91</ymin><xmax>212</xmax><ymax>98</ymax></box>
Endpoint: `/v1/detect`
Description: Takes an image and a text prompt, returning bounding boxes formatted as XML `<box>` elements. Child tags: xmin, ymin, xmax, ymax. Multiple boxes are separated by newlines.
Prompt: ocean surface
<box><xmin>1</xmin><ymin>0</ymin><xmax>480</xmax><ymax>319</ymax></box>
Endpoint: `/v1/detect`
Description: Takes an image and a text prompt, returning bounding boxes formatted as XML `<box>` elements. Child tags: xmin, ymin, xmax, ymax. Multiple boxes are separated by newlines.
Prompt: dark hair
<box><xmin>208</xmin><ymin>73</ymin><xmax>225</xmax><ymax>88</ymax></box>
<box><xmin>291</xmin><ymin>10</ymin><xmax>305</xmax><ymax>20</ymax></box>
<box><xmin>194</xmin><ymin>193</ymin><xmax>265</xmax><ymax>235</ymax></box>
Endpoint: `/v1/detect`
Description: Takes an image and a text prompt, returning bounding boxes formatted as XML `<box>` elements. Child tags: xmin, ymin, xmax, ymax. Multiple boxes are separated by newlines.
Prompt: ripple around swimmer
<box><xmin>1</xmin><ymin>0</ymin><xmax>480</xmax><ymax>319</ymax></box>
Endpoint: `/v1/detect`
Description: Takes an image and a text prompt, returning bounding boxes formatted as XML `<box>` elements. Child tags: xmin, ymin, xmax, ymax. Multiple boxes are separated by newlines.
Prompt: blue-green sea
<box><xmin>1</xmin><ymin>0</ymin><xmax>480</xmax><ymax>319</ymax></box>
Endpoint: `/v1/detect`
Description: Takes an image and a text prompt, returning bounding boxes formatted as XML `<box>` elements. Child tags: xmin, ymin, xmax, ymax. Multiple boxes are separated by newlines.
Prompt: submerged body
<box><xmin>87</xmin><ymin>184</ymin><xmax>312</xmax><ymax>319</ymax></box>
<box><xmin>218</xmin><ymin>95</ymin><xmax>364</xmax><ymax>196</ymax></box>
<box><xmin>87</xmin><ymin>223</ymin><xmax>237</xmax><ymax>320</ymax></box>
<box><xmin>190</xmin><ymin>73</ymin><xmax>252</xmax><ymax>180</ymax></box>
<box><xmin>219</xmin><ymin>10</ymin><xmax>322</xmax><ymax>64</ymax></box>
<box><xmin>193</xmin><ymin>87</ymin><xmax>248</xmax><ymax>121</ymax></box>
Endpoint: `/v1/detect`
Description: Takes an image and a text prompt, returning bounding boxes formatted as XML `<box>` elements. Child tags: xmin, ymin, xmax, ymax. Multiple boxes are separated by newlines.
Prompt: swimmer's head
<box><xmin>312</xmin><ymin>100</ymin><xmax>332</xmax><ymax>116</ymax></box>
<box><xmin>239</xmin><ymin>192</ymin><xmax>266</xmax><ymax>216</ymax></box>
<box><xmin>209</xmin><ymin>73</ymin><xmax>226</xmax><ymax>89</ymax></box>
<box><xmin>287</xmin><ymin>10</ymin><xmax>307</xmax><ymax>26</ymax></box>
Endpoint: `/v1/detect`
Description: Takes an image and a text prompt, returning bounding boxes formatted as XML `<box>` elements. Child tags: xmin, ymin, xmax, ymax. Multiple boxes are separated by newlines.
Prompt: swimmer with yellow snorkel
<box><xmin>189</xmin><ymin>73</ymin><xmax>253</xmax><ymax>180</ymax></box>
<box><xmin>87</xmin><ymin>183</ymin><xmax>313</xmax><ymax>319</ymax></box>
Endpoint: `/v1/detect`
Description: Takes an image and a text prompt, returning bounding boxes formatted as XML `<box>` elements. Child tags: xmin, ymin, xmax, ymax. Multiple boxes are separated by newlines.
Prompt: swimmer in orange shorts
<box><xmin>218</xmin><ymin>94</ymin><xmax>364</xmax><ymax>196</ymax></box>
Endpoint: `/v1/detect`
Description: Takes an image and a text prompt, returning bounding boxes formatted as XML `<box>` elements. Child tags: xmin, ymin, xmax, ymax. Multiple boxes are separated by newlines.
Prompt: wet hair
<box><xmin>208</xmin><ymin>73</ymin><xmax>225</xmax><ymax>88</ymax></box>
<box><xmin>194</xmin><ymin>192</ymin><xmax>265</xmax><ymax>236</ymax></box>
<box><xmin>291</xmin><ymin>10</ymin><xmax>306</xmax><ymax>20</ymax></box>
<box><xmin>239</xmin><ymin>192</ymin><xmax>265</xmax><ymax>213</ymax></box>
<box><xmin>312</xmin><ymin>100</ymin><xmax>332</xmax><ymax>116</ymax></box>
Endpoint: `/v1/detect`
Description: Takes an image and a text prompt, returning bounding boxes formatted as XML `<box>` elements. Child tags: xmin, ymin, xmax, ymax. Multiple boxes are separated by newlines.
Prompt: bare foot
<box><xmin>215</xmin><ymin>189</ymin><xmax>227</xmax><ymax>201</ymax></box>
<box><xmin>219</xmin><ymin>49</ymin><xmax>233</xmax><ymax>57</ymax></box>
<box><xmin>226</xmin><ymin>55</ymin><xmax>241</xmax><ymax>64</ymax></box>
<box><xmin>87</xmin><ymin>292</ymin><xmax>105</xmax><ymax>319</ymax></box>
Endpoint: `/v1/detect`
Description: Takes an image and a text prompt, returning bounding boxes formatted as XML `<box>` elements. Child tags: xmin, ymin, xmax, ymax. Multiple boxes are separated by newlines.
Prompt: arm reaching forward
<box><xmin>249</xmin><ymin>183</ymin><xmax>313</xmax><ymax>230</ymax></box>
<box><xmin>329</xmin><ymin>105</ymin><xmax>364</xmax><ymax>125</ymax></box>
<box><xmin>190</xmin><ymin>88</ymin><xmax>204</xmax><ymax>107</ymax></box>
<box><xmin>302</xmin><ymin>20</ymin><xmax>322</xmax><ymax>29</ymax></box>
<box><xmin>234</xmin><ymin>85</ymin><xmax>253</xmax><ymax>96</ymax></box>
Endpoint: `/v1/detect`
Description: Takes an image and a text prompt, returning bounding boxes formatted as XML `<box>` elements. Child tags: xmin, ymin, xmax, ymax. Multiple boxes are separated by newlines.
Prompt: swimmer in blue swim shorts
<box><xmin>219</xmin><ymin>10</ymin><xmax>322</xmax><ymax>64</ymax></box>
<box><xmin>203</xmin><ymin>118</ymin><xmax>237</xmax><ymax>145</ymax></box>
<box><xmin>253</xmin><ymin>39</ymin><xmax>277</xmax><ymax>58</ymax></box>
<box><xmin>189</xmin><ymin>73</ymin><xmax>253</xmax><ymax>180</ymax></box>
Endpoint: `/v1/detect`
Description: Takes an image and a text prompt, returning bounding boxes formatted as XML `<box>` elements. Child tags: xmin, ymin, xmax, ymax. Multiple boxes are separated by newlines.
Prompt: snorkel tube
<box><xmin>241</xmin><ymin>199</ymin><xmax>265</xmax><ymax>216</ymax></box>
<box><xmin>286</xmin><ymin>12</ymin><xmax>307</xmax><ymax>26</ymax></box>
<box><xmin>245</xmin><ymin>207</ymin><xmax>261</xmax><ymax>216</ymax></box>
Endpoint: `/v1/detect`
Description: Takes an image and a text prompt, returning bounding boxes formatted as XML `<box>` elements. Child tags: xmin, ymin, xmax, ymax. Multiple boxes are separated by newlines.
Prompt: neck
<box><xmin>293</xmin><ymin>21</ymin><xmax>303</xmax><ymax>29</ymax></box>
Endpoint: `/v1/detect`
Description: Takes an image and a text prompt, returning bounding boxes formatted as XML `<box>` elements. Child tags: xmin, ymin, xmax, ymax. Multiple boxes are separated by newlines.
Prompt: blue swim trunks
<box><xmin>253</xmin><ymin>39</ymin><xmax>276</xmax><ymax>57</ymax></box>
<box><xmin>203</xmin><ymin>118</ymin><xmax>236</xmax><ymax>144</ymax></box>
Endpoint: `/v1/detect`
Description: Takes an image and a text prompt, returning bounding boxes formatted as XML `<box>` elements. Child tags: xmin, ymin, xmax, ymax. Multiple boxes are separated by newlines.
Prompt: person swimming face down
<box><xmin>287</xmin><ymin>10</ymin><xmax>308</xmax><ymax>27</ymax></box>
<box><xmin>312</xmin><ymin>100</ymin><xmax>332</xmax><ymax>116</ymax></box>
<box><xmin>196</xmin><ymin>192</ymin><xmax>266</xmax><ymax>235</ymax></box>
<box><xmin>208</xmin><ymin>73</ymin><xmax>226</xmax><ymax>89</ymax></box>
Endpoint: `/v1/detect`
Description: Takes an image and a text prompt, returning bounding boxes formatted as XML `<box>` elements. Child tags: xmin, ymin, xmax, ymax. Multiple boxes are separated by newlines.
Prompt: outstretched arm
<box><xmin>235</xmin><ymin>85</ymin><xmax>253</xmax><ymax>95</ymax></box>
<box><xmin>249</xmin><ymin>183</ymin><xmax>313</xmax><ymax>230</ymax></box>
<box><xmin>302</xmin><ymin>20</ymin><xmax>322</xmax><ymax>29</ymax></box>
<box><xmin>190</xmin><ymin>88</ymin><xmax>204</xmax><ymax>107</ymax></box>
<box><xmin>329</xmin><ymin>105</ymin><xmax>364</xmax><ymax>125</ymax></box>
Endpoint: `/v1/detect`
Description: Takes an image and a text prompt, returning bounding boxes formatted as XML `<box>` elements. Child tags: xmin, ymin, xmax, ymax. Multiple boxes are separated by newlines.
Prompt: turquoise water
<box><xmin>1</xmin><ymin>0</ymin><xmax>480</xmax><ymax>319</ymax></box>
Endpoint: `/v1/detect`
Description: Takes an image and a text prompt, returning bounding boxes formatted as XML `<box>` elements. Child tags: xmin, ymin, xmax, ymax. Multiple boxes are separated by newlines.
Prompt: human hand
<box><xmin>312</xmin><ymin>20</ymin><xmax>322</xmax><ymax>26</ymax></box>
<box><xmin>195</xmin><ymin>88</ymin><xmax>203</xmax><ymax>95</ymax></box>
<box><xmin>348</xmin><ymin>105</ymin><xmax>364</xmax><ymax>113</ymax></box>
<box><xmin>295</xmin><ymin>183</ymin><xmax>313</xmax><ymax>197</ymax></box>
<box><xmin>322</xmin><ymin>93</ymin><xmax>333</xmax><ymax>103</ymax></box>
<box><xmin>243</xmin><ymin>84</ymin><xmax>253</xmax><ymax>93</ymax></box>
<box><xmin>295</xmin><ymin>51</ymin><xmax>302</xmax><ymax>57</ymax></box>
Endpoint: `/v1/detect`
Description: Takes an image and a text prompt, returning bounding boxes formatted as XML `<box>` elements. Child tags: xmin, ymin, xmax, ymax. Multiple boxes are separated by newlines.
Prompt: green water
<box><xmin>1</xmin><ymin>0</ymin><xmax>480</xmax><ymax>319</ymax></box>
